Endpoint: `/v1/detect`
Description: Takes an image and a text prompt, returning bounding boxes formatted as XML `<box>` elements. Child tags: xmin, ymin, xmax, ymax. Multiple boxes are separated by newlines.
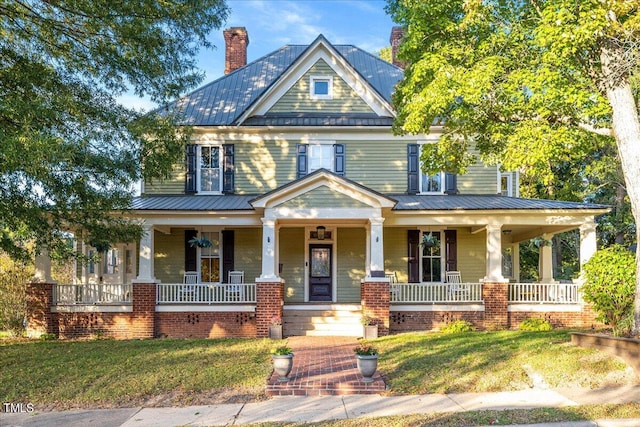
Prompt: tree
<box><xmin>0</xmin><ymin>1</ymin><xmax>229</xmax><ymax>261</ymax></box>
<box><xmin>386</xmin><ymin>0</ymin><xmax>640</xmax><ymax>333</ymax></box>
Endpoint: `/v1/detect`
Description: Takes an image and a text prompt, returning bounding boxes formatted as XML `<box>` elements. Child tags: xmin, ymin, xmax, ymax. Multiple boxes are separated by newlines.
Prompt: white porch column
<box><xmin>260</xmin><ymin>217</ymin><xmax>277</xmax><ymax>279</ymax></box>
<box><xmin>34</xmin><ymin>248</ymin><xmax>56</xmax><ymax>283</ymax></box>
<box><xmin>136</xmin><ymin>224</ymin><xmax>156</xmax><ymax>282</ymax></box>
<box><xmin>539</xmin><ymin>233</ymin><xmax>554</xmax><ymax>283</ymax></box>
<box><xmin>485</xmin><ymin>224</ymin><xmax>506</xmax><ymax>282</ymax></box>
<box><xmin>369</xmin><ymin>217</ymin><xmax>385</xmax><ymax>275</ymax></box>
<box><xmin>579</xmin><ymin>217</ymin><xmax>598</xmax><ymax>269</ymax></box>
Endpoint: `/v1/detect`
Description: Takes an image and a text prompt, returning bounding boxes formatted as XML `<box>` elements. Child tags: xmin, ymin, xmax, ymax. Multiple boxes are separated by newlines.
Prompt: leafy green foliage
<box><xmin>518</xmin><ymin>318</ymin><xmax>553</xmax><ymax>332</ymax></box>
<box><xmin>270</xmin><ymin>345</ymin><xmax>293</xmax><ymax>356</ymax></box>
<box><xmin>0</xmin><ymin>252</ymin><xmax>32</xmax><ymax>335</ymax></box>
<box><xmin>582</xmin><ymin>245</ymin><xmax>636</xmax><ymax>336</ymax></box>
<box><xmin>0</xmin><ymin>1</ymin><xmax>229</xmax><ymax>261</ymax></box>
<box><xmin>440</xmin><ymin>320</ymin><xmax>474</xmax><ymax>334</ymax></box>
<box><xmin>354</xmin><ymin>342</ymin><xmax>379</xmax><ymax>356</ymax></box>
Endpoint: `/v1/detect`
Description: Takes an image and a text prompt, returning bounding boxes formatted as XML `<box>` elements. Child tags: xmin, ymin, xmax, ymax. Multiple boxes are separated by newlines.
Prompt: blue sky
<box><xmin>119</xmin><ymin>0</ymin><xmax>395</xmax><ymax>110</ymax></box>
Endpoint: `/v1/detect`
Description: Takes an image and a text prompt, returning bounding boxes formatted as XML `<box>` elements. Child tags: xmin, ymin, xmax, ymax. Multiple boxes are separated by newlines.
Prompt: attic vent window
<box><xmin>310</xmin><ymin>76</ymin><xmax>333</xmax><ymax>100</ymax></box>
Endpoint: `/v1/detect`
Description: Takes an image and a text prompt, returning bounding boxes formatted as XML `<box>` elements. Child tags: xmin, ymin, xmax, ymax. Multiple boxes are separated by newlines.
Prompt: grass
<box><xmin>375</xmin><ymin>330</ymin><xmax>634</xmax><ymax>394</ymax></box>
<box><xmin>0</xmin><ymin>330</ymin><xmax>636</xmax><ymax>412</ymax></box>
<box><xmin>0</xmin><ymin>337</ymin><xmax>274</xmax><ymax>410</ymax></box>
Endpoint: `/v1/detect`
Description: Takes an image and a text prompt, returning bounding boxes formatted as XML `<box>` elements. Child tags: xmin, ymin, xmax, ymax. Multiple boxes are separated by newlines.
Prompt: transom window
<box><xmin>308</xmin><ymin>143</ymin><xmax>334</xmax><ymax>172</ymax></box>
<box><xmin>310</xmin><ymin>76</ymin><xmax>333</xmax><ymax>100</ymax></box>
<box><xmin>199</xmin><ymin>146</ymin><xmax>221</xmax><ymax>193</ymax></box>
<box><xmin>421</xmin><ymin>232</ymin><xmax>442</xmax><ymax>282</ymax></box>
<box><xmin>199</xmin><ymin>231</ymin><xmax>220</xmax><ymax>283</ymax></box>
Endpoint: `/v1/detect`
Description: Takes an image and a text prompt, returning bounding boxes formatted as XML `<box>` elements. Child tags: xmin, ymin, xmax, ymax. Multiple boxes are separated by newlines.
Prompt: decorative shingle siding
<box><xmin>269</xmin><ymin>59</ymin><xmax>374</xmax><ymax>114</ymax></box>
<box><xmin>337</xmin><ymin>228</ymin><xmax>366</xmax><ymax>302</ymax></box>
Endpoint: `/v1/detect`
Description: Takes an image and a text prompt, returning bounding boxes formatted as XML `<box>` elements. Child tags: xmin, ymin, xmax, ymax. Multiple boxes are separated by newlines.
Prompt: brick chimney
<box><xmin>390</xmin><ymin>26</ymin><xmax>406</xmax><ymax>68</ymax></box>
<box><xmin>223</xmin><ymin>27</ymin><xmax>249</xmax><ymax>74</ymax></box>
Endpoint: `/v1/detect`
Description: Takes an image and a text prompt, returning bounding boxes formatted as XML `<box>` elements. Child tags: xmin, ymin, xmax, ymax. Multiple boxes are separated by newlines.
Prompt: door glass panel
<box><xmin>311</xmin><ymin>248</ymin><xmax>330</xmax><ymax>277</ymax></box>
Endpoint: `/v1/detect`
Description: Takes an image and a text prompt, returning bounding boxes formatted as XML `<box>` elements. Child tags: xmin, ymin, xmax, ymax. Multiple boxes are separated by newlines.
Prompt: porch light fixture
<box><xmin>316</xmin><ymin>225</ymin><xmax>326</xmax><ymax>240</ymax></box>
<box><xmin>502</xmin><ymin>229</ymin><xmax>512</xmax><ymax>235</ymax></box>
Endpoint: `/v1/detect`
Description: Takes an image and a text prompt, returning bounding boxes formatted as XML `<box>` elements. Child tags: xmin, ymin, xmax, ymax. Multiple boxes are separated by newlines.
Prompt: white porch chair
<box><xmin>181</xmin><ymin>271</ymin><xmax>198</xmax><ymax>301</ymax></box>
<box><xmin>446</xmin><ymin>271</ymin><xmax>469</xmax><ymax>301</ymax></box>
<box><xmin>227</xmin><ymin>270</ymin><xmax>244</xmax><ymax>301</ymax></box>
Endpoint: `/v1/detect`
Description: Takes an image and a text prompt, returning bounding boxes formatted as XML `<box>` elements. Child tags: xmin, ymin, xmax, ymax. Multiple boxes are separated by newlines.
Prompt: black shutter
<box><xmin>444</xmin><ymin>173</ymin><xmax>458</xmax><ymax>195</ymax></box>
<box><xmin>185</xmin><ymin>230</ymin><xmax>197</xmax><ymax>272</ymax></box>
<box><xmin>407</xmin><ymin>144</ymin><xmax>419</xmax><ymax>194</ymax></box>
<box><xmin>185</xmin><ymin>144</ymin><xmax>197</xmax><ymax>193</ymax></box>
<box><xmin>334</xmin><ymin>144</ymin><xmax>345</xmax><ymax>176</ymax></box>
<box><xmin>222</xmin><ymin>144</ymin><xmax>235</xmax><ymax>193</ymax></box>
<box><xmin>445</xmin><ymin>230</ymin><xmax>457</xmax><ymax>272</ymax></box>
<box><xmin>222</xmin><ymin>230</ymin><xmax>234</xmax><ymax>284</ymax></box>
<box><xmin>296</xmin><ymin>144</ymin><xmax>308</xmax><ymax>179</ymax></box>
<box><xmin>408</xmin><ymin>229</ymin><xmax>420</xmax><ymax>283</ymax></box>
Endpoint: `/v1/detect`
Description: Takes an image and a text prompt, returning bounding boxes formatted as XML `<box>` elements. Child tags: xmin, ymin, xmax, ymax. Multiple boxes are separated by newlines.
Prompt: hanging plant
<box><xmin>188</xmin><ymin>235</ymin><xmax>213</xmax><ymax>248</ymax></box>
<box><xmin>88</xmin><ymin>239</ymin><xmax>111</xmax><ymax>253</ymax></box>
<box><xmin>420</xmin><ymin>232</ymin><xmax>440</xmax><ymax>249</ymax></box>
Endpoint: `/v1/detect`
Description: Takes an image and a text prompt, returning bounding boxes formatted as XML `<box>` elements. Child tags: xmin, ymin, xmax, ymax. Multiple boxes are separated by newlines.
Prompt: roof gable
<box><xmin>160</xmin><ymin>36</ymin><xmax>403</xmax><ymax>126</ymax></box>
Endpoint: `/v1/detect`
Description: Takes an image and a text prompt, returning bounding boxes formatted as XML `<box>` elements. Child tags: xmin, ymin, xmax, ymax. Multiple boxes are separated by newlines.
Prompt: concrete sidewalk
<box><xmin>2</xmin><ymin>386</ymin><xmax>640</xmax><ymax>427</ymax></box>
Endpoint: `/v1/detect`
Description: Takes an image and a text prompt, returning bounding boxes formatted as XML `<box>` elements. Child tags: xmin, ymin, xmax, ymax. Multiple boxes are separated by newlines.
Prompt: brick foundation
<box><xmin>255</xmin><ymin>280</ymin><xmax>284</xmax><ymax>338</ymax></box>
<box><xmin>130</xmin><ymin>281</ymin><xmax>156</xmax><ymax>338</ymax></box>
<box><xmin>361</xmin><ymin>280</ymin><xmax>390</xmax><ymax>336</ymax></box>
<box><xmin>156</xmin><ymin>311</ymin><xmax>256</xmax><ymax>338</ymax></box>
<box><xmin>508</xmin><ymin>306</ymin><xmax>600</xmax><ymax>330</ymax></box>
<box><xmin>390</xmin><ymin>310</ymin><xmax>484</xmax><ymax>333</ymax></box>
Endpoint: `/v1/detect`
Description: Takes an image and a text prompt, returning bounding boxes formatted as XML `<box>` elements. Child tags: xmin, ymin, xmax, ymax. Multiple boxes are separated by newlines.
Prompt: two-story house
<box><xmin>28</xmin><ymin>27</ymin><xmax>607</xmax><ymax>340</ymax></box>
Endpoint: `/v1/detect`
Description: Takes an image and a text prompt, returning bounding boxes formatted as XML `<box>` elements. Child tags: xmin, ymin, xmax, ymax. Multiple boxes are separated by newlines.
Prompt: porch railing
<box><xmin>156</xmin><ymin>283</ymin><xmax>257</xmax><ymax>304</ymax></box>
<box><xmin>390</xmin><ymin>282</ymin><xmax>483</xmax><ymax>303</ymax></box>
<box><xmin>53</xmin><ymin>284</ymin><xmax>132</xmax><ymax>305</ymax></box>
<box><xmin>508</xmin><ymin>282</ymin><xmax>581</xmax><ymax>304</ymax></box>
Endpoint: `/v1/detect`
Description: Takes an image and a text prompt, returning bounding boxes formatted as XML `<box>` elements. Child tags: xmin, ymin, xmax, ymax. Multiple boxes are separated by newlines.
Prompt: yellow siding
<box><xmin>277</xmin><ymin>185</ymin><xmax>370</xmax><ymax>209</ymax></box>
<box><xmin>458</xmin><ymin>144</ymin><xmax>498</xmax><ymax>195</ymax></box>
<box><xmin>234</xmin><ymin>229</ymin><xmax>262</xmax><ymax>283</ymax></box>
<box><xmin>154</xmin><ymin>229</ymin><xmax>185</xmax><ymax>283</ymax></box>
<box><xmin>343</xmin><ymin>139</ymin><xmax>407</xmax><ymax>193</ymax></box>
<box><xmin>234</xmin><ymin>137</ymin><xmax>296</xmax><ymax>194</ymax></box>
<box><xmin>144</xmin><ymin>163</ymin><xmax>186</xmax><ymax>195</ymax></box>
<box><xmin>269</xmin><ymin>60</ymin><xmax>374</xmax><ymax>114</ymax></box>
<box><xmin>280</xmin><ymin>228</ymin><xmax>305</xmax><ymax>302</ymax></box>
<box><xmin>337</xmin><ymin>228</ymin><xmax>366</xmax><ymax>302</ymax></box>
<box><xmin>384</xmin><ymin>228</ymin><xmax>409</xmax><ymax>283</ymax></box>
<box><xmin>456</xmin><ymin>228</ymin><xmax>486</xmax><ymax>283</ymax></box>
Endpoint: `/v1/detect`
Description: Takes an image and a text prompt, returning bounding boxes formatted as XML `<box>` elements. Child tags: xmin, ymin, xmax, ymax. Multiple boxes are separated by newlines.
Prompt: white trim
<box><xmin>391</xmin><ymin>304</ymin><xmax>485</xmax><ymax>312</ymax></box>
<box><xmin>500</xmin><ymin>172</ymin><xmax>514</xmax><ymax>197</ymax></box>
<box><xmin>236</xmin><ymin>38</ymin><xmax>394</xmax><ymax>124</ymax></box>
<box><xmin>52</xmin><ymin>305</ymin><xmax>133</xmax><ymax>313</ymax></box>
<box><xmin>310</xmin><ymin>75</ymin><xmax>333</xmax><ymax>100</ymax></box>
<box><xmin>508</xmin><ymin>304</ymin><xmax>582</xmax><ymax>312</ymax></box>
<box><xmin>284</xmin><ymin>304</ymin><xmax>361</xmax><ymax>311</ymax></box>
<box><xmin>156</xmin><ymin>304</ymin><xmax>255</xmax><ymax>312</ymax></box>
<box><xmin>254</xmin><ymin>277</ymin><xmax>285</xmax><ymax>284</ymax></box>
<box><xmin>304</xmin><ymin>227</ymin><xmax>338</xmax><ymax>303</ymax></box>
<box><xmin>197</xmin><ymin>144</ymin><xmax>223</xmax><ymax>194</ymax></box>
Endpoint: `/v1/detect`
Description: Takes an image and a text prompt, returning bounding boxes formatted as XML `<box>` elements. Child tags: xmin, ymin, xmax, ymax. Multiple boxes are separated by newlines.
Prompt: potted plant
<box><xmin>271</xmin><ymin>344</ymin><xmax>294</xmax><ymax>382</ymax></box>
<box><xmin>188</xmin><ymin>235</ymin><xmax>213</xmax><ymax>248</ymax></box>
<box><xmin>269</xmin><ymin>315</ymin><xmax>283</xmax><ymax>339</ymax></box>
<box><xmin>361</xmin><ymin>315</ymin><xmax>378</xmax><ymax>339</ymax></box>
<box><xmin>354</xmin><ymin>342</ymin><xmax>378</xmax><ymax>383</ymax></box>
<box><xmin>421</xmin><ymin>232</ymin><xmax>439</xmax><ymax>249</ymax></box>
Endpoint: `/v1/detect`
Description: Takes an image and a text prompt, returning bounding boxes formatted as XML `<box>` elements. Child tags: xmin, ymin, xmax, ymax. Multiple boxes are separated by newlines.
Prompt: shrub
<box><xmin>354</xmin><ymin>342</ymin><xmax>378</xmax><ymax>356</ymax></box>
<box><xmin>519</xmin><ymin>317</ymin><xmax>553</xmax><ymax>331</ymax></box>
<box><xmin>440</xmin><ymin>320</ymin><xmax>474</xmax><ymax>334</ymax></box>
<box><xmin>0</xmin><ymin>253</ymin><xmax>33</xmax><ymax>336</ymax></box>
<box><xmin>582</xmin><ymin>245</ymin><xmax>636</xmax><ymax>337</ymax></box>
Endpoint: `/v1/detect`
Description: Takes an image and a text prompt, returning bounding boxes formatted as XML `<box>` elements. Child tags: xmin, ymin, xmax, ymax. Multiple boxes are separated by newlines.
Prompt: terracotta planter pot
<box><xmin>356</xmin><ymin>354</ymin><xmax>378</xmax><ymax>383</ymax></box>
<box><xmin>272</xmin><ymin>354</ymin><xmax>294</xmax><ymax>382</ymax></box>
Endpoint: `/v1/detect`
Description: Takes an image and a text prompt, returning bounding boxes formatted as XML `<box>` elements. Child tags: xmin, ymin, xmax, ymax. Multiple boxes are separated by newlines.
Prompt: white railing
<box><xmin>53</xmin><ymin>284</ymin><xmax>132</xmax><ymax>305</ymax></box>
<box><xmin>156</xmin><ymin>283</ymin><xmax>257</xmax><ymax>304</ymax></box>
<box><xmin>390</xmin><ymin>282</ymin><xmax>483</xmax><ymax>303</ymax></box>
<box><xmin>509</xmin><ymin>282</ymin><xmax>581</xmax><ymax>304</ymax></box>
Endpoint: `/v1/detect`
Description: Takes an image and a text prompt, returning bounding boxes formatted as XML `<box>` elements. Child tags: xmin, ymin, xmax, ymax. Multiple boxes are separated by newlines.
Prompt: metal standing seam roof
<box><xmin>130</xmin><ymin>194</ymin><xmax>609</xmax><ymax>212</ymax></box>
<box><xmin>159</xmin><ymin>40</ymin><xmax>404</xmax><ymax>127</ymax></box>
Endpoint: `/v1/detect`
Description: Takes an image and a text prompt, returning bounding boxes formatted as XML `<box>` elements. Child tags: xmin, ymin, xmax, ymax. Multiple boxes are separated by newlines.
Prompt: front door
<box><xmin>309</xmin><ymin>244</ymin><xmax>332</xmax><ymax>301</ymax></box>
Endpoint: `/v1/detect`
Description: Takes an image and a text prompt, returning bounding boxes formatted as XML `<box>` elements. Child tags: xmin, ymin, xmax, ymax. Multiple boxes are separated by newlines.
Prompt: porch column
<box><xmin>579</xmin><ymin>217</ymin><xmax>597</xmax><ymax>269</ymax></box>
<box><xmin>539</xmin><ymin>233</ymin><xmax>554</xmax><ymax>283</ymax></box>
<box><xmin>260</xmin><ymin>217</ymin><xmax>277</xmax><ymax>279</ymax></box>
<box><xmin>34</xmin><ymin>249</ymin><xmax>55</xmax><ymax>284</ymax></box>
<box><xmin>485</xmin><ymin>224</ymin><xmax>506</xmax><ymax>282</ymax></box>
<box><xmin>136</xmin><ymin>224</ymin><xmax>155</xmax><ymax>282</ymax></box>
<box><xmin>369</xmin><ymin>217</ymin><xmax>385</xmax><ymax>275</ymax></box>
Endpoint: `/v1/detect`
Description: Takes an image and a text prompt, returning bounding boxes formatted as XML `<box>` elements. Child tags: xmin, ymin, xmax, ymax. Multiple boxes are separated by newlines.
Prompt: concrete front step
<box><xmin>283</xmin><ymin>305</ymin><xmax>364</xmax><ymax>337</ymax></box>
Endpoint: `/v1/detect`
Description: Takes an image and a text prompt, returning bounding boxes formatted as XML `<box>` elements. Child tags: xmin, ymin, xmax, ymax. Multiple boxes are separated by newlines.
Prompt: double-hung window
<box><xmin>308</xmin><ymin>143</ymin><xmax>334</xmax><ymax>173</ymax></box>
<box><xmin>420</xmin><ymin>145</ymin><xmax>445</xmax><ymax>194</ymax></box>
<box><xmin>199</xmin><ymin>231</ymin><xmax>220</xmax><ymax>283</ymax></box>
<box><xmin>199</xmin><ymin>146</ymin><xmax>221</xmax><ymax>193</ymax></box>
<box><xmin>501</xmin><ymin>173</ymin><xmax>514</xmax><ymax>197</ymax></box>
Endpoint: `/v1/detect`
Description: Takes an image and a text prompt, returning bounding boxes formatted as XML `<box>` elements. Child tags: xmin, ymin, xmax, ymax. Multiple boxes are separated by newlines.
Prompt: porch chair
<box><xmin>181</xmin><ymin>271</ymin><xmax>198</xmax><ymax>302</ymax></box>
<box><xmin>446</xmin><ymin>271</ymin><xmax>470</xmax><ymax>301</ymax></box>
<box><xmin>227</xmin><ymin>270</ymin><xmax>245</xmax><ymax>302</ymax></box>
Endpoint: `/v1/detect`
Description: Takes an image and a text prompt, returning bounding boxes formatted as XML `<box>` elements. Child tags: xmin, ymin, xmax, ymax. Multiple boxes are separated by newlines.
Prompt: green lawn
<box><xmin>376</xmin><ymin>330</ymin><xmax>634</xmax><ymax>394</ymax></box>
<box><xmin>0</xmin><ymin>330</ymin><xmax>635</xmax><ymax>411</ymax></box>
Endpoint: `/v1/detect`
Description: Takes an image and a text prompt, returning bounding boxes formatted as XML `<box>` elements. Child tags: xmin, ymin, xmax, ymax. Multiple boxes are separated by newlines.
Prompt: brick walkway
<box><xmin>266</xmin><ymin>336</ymin><xmax>386</xmax><ymax>396</ymax></box>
